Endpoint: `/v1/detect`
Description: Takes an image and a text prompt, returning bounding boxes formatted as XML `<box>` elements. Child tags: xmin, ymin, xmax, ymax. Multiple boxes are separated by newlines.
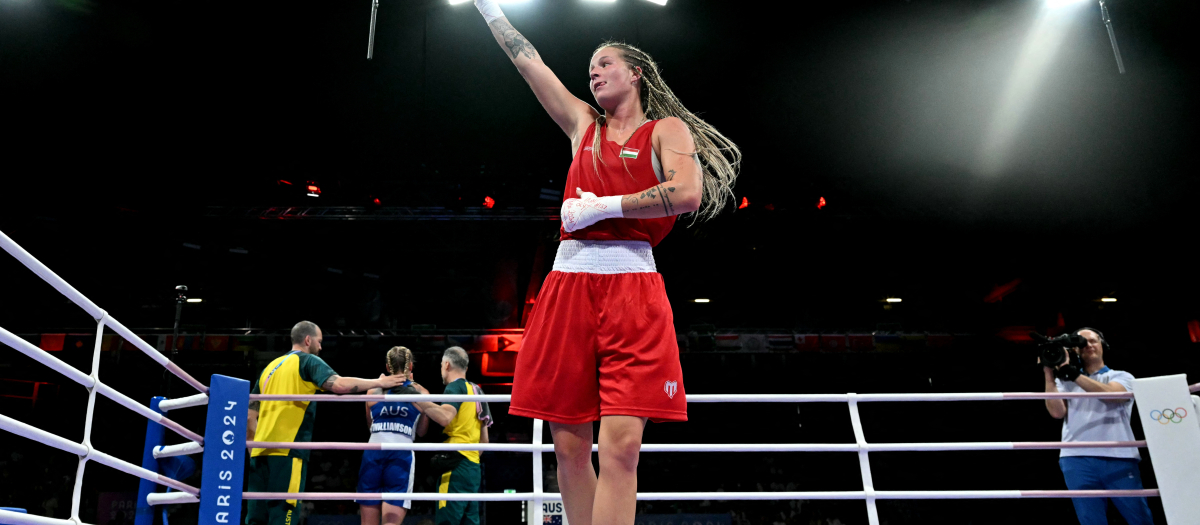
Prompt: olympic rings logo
<box><xmin>1149</xmin><ymin>407</ymin><xmax>1189</xmax><ymax>425</ymax></box>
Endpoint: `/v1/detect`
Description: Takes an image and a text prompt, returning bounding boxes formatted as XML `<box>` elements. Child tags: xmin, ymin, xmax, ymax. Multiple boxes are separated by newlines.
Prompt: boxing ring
<box><xmin>2</xmin><ymin>227</ymin><xmax>1199</xmax><ymax>525</ymax></box>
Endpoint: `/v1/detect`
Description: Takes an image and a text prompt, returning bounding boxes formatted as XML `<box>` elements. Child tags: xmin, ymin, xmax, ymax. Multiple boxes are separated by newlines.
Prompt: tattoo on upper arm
<box><xmin>666</xmin><ymin>169</ymin><xmax>677</xmax><ymax>181</ymax></box>
<box><xmin>322</xmin><ymin>376</ymin><xmax>339</xmax><ymax>391</ymax></box>
<box><xmin>248</xmin><ymin>400</ymin><xmax>260</xmax><ymax>412</ymax></box>
<box><xmin>490</xmin><ymin>19</ymin><xmax>537</xmax><ymax>60</ymax></box>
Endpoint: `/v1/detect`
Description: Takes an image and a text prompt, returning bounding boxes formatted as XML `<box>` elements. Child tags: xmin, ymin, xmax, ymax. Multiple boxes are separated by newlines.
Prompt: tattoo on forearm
<box><xmin>624</xmin><ymin>190</ymin><xmax>660</xmax><ymax>212</ymax></box>
<box><xmin>622</xmin><ymin>184</ymin><xmax>678</xmax><ymax>215</ymax></box>
<box><xmin>654</xmin><ymin>183</ymin><xmax>669</xmax><ymax>211</ymax></box>
<box><xmin>350</xmin><ymin>385</ymin><xmax>361</xmax><ymax>394</ymax></box>
<box><xmin>490</xmin><ymin>19</ymin><xmax>537</xmax><ymax>60</ymax></box>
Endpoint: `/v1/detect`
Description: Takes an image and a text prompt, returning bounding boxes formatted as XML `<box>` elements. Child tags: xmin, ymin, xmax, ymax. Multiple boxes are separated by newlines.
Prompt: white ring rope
<box><xmin>0</xmin><ymin>229</ymin><xmax>209</xmax><ymax>524</ymax></box>
<box><xmin>0</xmin><ymin>413</ymin><xmax>200</xmax><ymax>495</ymax></box>
<box><xmin>153</xmin><ymin>441</ymin><xmax>205</xmax><ymax>459</ymax></box>
<box><xmin>237</xmin><ymin>489</ymin><xmax>1160</xmax><ymax>502</ymax></box>
<box><xmin>249</xmin><ymin>390</ymin><xmax>1139</xmax><ymax>403</ymax></box>
<box><xmin>0</xmin><ymin>509</ymin><xmax>82</xmax><ymax>525</ymax></box>
<box><xmin>158</xmin><ymin>393</ymin><xmax>210</xmax><ymax>411</ymax></box>
<box><xmin>0</xmin><ymin>229</ymin><xmax>208</xmax><ymax>394</ymax></box>
<box><xmin>246</xmin><ymin>439</ymin><xmax>1145</xmax><ymax>453</ymax></box>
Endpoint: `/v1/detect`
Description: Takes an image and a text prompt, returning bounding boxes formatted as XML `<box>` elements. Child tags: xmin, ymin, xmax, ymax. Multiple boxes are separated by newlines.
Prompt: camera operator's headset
<box><xmin>1058</xmin><ymin>327</ymin><xmax>1109</xmax><ymax>381</ymax></box>
<box><xmin>1075</xmin><ymin>327</ymin><xmax>1110</xmax><ymax>353</ymax></box>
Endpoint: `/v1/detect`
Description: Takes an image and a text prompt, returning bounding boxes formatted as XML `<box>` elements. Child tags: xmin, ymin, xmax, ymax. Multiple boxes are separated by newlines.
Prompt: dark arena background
<box><xmin>2</xmin><ymin>0</ymin><xmax>1199</xmax><ymax>524</ymax></box>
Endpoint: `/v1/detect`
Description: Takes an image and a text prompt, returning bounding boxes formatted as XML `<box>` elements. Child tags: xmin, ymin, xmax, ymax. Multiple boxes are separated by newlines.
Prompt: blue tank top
<box><xmin>368</xmin><ymin>381</ymin><xmax>421</xmax><ymax>444</ymax></box>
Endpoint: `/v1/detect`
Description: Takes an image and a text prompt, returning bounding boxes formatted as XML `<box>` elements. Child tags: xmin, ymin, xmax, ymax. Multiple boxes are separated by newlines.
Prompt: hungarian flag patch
<box><xmin>619</xmin><ymin>147</ymin><xmax>639</xmax><ymax>159</ymax></box>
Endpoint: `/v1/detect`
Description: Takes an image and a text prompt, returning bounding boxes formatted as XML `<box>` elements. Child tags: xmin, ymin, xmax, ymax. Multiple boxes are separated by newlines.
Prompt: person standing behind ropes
<box><xmin>357</xmin><ymin>346</ymin><xmax>422</xmax><ymax>525</ymax></box>
<box><xmin>463</xmin><ymin>1</ymin><xmax>742</xmax><ymax>525</ymax></box>
<box><xmin>1042</xmin><ymin>327</ymin><xmax>1154</xmax><ymax>525</ymax></box>
<box><xmin>410</xmin><ymin>347</ymin><xmax>490</xmax><ymax>525</ymax></box>
<box><xmin>245</xmin><ymin>321</ymin><xmax>406</xmax><ymax>525</ymax></box>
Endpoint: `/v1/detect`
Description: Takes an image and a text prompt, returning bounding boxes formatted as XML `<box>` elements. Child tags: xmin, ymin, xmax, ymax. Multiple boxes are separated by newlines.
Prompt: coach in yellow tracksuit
<box><xmin>245</xmin><ymin>321</ymin><xmax>405</xmax><ymax>525</ymax></box>
<box><xmin>412</xmin><ymin>347</ymin><xmax>488</xmax><ymax>525</ymax></box>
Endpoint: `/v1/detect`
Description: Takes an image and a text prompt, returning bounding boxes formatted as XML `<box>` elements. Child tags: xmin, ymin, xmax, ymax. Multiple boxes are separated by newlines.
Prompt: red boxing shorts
<box><xmin>509</xmin><ymin>240</ymin><xmax>687</xmax><ymax>424</ymax></box>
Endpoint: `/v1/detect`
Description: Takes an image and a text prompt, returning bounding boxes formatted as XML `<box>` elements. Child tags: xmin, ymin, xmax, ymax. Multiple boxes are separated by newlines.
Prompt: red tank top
<box><xmin>561</xmin><ymin>119</ymin><xmax>676</xmax><ymax>247</ymax></box>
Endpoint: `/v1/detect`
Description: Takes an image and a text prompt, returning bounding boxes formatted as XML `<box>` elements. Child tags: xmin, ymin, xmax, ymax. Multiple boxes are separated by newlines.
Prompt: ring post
<box><xmin>199</xmin><ymin>375</ymin><xmax>249</xmax><ymax>525</ymax></box>
<box><xmin>847</xmin><ymin>395</ymin><xmax>880</xmax><ymax>525</ymax></box>
<box><xmin>135</xmin><ymin>397</ymin><xmax>168</xmax><ymax>525</ymax></box>
<box><xmin>1131</xmin><ymin>374</ymin><xmax>1200</xmax><ymax>524</ymax></box>
<box><xmin>531</xmin><ymin>419</ymin><xmax>544</xmax><ymax>524</ymax></box>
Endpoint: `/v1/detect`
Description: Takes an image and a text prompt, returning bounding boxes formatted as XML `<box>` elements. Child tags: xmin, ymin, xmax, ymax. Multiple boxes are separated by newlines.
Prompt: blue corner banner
<box><xmin>200</xmin><ymin>375</ymin><xmax>250</xmax><ymax>525</ymax></box>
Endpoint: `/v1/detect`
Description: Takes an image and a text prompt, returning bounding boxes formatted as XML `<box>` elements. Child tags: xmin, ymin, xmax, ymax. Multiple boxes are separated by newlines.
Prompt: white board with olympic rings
<box><xmin>1132</xmin><ymin>374</ymin><xmax>1200</xmax><ymax>524</ymax></box>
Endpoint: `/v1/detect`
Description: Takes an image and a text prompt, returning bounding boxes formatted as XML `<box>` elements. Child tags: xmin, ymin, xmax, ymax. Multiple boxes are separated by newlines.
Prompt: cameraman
<box><xmin>1042</xmin><ymin>328</ymin><xmax>1153</xmax><ymax>525</ymax></box>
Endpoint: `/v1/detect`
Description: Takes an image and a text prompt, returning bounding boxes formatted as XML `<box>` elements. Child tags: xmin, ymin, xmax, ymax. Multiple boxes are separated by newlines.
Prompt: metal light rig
<box><xmin>1098</xmin><ymin>0</ymin><xmax>1126</xmax><ymax>74</ymax></box>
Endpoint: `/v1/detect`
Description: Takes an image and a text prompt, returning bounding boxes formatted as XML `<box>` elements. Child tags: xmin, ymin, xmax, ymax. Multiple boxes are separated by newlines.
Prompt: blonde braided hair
<box><xmin>590</xmin><ymin>41</ymin><xmax>742</xmax><ymax>221</ymax></box>
<box><xmin>385</xmin><ymin>346</ymin><xmax>413</xmax><ymax>376</ymax></box>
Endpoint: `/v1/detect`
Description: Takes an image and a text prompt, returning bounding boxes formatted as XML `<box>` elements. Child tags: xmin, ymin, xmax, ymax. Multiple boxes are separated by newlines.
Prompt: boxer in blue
<box><xmin>357</xmin><ymin>347</ymin><xmax>423</xmax><ymax>525</ymax></box>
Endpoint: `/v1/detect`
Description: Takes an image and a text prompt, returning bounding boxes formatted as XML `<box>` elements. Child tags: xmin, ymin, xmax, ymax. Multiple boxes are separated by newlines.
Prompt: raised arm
<box><xmin>474</xmin><ymin>1</ymin><xmax>598</xmax><ymax>141</ymax></box>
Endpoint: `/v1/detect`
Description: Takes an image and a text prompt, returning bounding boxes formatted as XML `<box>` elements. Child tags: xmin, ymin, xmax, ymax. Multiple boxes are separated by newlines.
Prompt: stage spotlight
<box><xmin>186</xmin><ymin>298</ymin><xmax>203</xmax><ymax>303</ymax></box>
<box><xmin>306</xmin><ymin>181</ymin><xmax>321</xmax><ymax>197</ymax></box>
<box><xmin>693</xmin><ymin>298</ymin><xmax>710</xmax><ymax>303</ymax></box>
<box><xmin>1101</xmin><ymin>297</ymin><xmax>1117</xmax><ymax>303</ymax></box>
<box><xmin>978</xmin><ymin>6</ymin><xmax>1078</xmax><ymax>174</ymax></box>
<box><xmin>886</xmin><ymin>298</ymin><xmax>902</xmax><ymax>303</ymax></box>
<box><xmin>645</xmin><ymin>0</ymin><xmax>668</xmax><ymax>4</ymax></box>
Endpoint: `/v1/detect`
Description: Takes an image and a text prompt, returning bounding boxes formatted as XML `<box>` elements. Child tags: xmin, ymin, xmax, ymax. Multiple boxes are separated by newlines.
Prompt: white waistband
<box><xmin>552</xmin><ymin>240</ymin><xmax>656</xmax><ymax>274</ymax></box>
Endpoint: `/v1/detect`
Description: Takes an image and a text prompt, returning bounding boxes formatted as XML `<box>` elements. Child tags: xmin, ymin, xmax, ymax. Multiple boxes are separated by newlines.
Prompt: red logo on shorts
<box><xmin>664</xmin><ymin>380</ymin><xmax>678</xmax><ymax>399</ymax></box>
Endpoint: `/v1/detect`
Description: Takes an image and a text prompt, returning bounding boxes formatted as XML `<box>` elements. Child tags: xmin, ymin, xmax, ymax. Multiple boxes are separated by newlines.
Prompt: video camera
<box><xmin>1029</xmin><ymin>332</ymin><xmax>1085</xmax><ymax>381</ymax></box>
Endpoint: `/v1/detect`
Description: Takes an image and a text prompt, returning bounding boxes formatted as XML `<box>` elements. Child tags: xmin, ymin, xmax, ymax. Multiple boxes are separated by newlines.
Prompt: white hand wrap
<box><xmin>474</xmin><ymin>0</ymin><xmax>504</xmax><ymax>24</ymax></box>
<box><xmin>560</xmin><ymin>191</ymin><xmax>624</xmax><ymax>233</ymax></box>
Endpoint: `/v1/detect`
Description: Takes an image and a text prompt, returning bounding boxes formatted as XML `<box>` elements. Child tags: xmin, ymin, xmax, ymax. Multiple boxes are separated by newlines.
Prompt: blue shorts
<box><xmin>356</xmin><ymin>450</ymin><xmax>415</xmax><ymax>508</ymax></box>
